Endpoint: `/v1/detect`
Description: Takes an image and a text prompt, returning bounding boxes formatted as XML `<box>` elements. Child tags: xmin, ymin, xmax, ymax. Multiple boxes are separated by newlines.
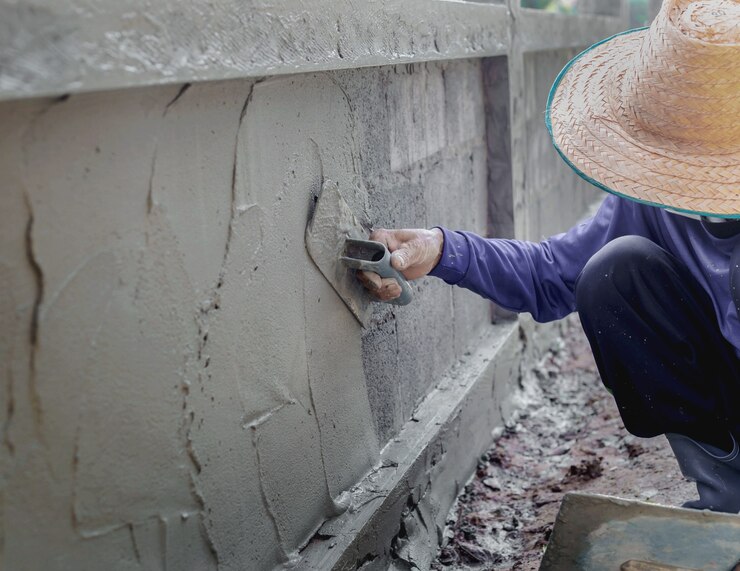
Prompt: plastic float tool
<box><xmin>305</xmin><ymin>180</ymin><xmax>411</xmax><ymax>328</ymax></box>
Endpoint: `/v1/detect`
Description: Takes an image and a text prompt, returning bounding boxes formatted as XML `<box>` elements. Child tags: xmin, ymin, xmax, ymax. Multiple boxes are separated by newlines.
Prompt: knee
<box><xmin>575</xmin><ymin>235</ymin><xmax>663</xmax><ymax>311</ymax></box>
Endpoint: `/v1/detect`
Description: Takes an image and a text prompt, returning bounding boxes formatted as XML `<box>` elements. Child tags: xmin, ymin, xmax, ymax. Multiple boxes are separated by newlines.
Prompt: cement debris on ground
<box><xmin>433</xmin><ymin>318</ymin><xmax>695</xmax><ymax>571</ymax></box>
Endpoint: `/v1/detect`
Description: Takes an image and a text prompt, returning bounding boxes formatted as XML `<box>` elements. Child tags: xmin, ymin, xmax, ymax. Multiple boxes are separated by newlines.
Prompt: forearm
<box><xmin>428</xmin><ymin>195</ymin><xmax>649</xmax><ymax>322</ymax></box>
<box><xmin>429</xmin><ymin>229</ymin><xmax>578</xmax><ymax>322</ymax></box>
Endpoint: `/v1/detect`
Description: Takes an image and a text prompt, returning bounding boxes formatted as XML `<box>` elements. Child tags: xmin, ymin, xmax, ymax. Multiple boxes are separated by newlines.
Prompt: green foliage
<box><xmin>629</xmin><ymin>0</ymin><xmax>650</xmax><ymax>27</ymax></box>
<box><xmin>521</xmin><ymin>0</ymin><xmax>576</xmax><ymax>14</ymax></box>
<box><xmin>521</xmin><ymin>0</ymin><xmax>554</xmax><ymax>9</ymax></box>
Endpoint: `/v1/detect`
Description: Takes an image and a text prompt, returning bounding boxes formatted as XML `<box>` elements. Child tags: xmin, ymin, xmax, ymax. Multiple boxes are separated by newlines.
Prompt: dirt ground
<box><xmin>433</xmin><ymin>319</ymin><xmax>696</xmax><ymax>571</ymax></box>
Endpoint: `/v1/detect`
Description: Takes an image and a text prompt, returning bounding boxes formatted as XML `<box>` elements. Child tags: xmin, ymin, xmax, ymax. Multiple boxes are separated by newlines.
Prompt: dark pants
<box><xmin>575</xmin><ymin>236</ymin><xmax>740</xmax><ymax>450</ymax></box>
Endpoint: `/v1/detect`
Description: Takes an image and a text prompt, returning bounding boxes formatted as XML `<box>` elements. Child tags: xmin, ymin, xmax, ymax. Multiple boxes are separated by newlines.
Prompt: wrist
<box><xmin>430</xmin><ymin>227</ymin><xmax>444</xmax><ymax>269</ymax></box>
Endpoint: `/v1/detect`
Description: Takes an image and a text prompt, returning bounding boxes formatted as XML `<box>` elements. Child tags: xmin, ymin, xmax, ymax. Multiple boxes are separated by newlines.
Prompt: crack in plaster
<box><xmin>3</xmin><ymin>361</ymin><xmax>14</xmax><ymax>457</ymax></box>
<box><xmin>146</xmin><ymin>148</ymin><xmax>157</xmax><ymax>215</ymax></box>
<box><xmin>23</xmin><ymin>194</ymin><xmax>44</xmax><ymax>441</ymax></box>
<box><xmin>128</xmin><ymin>523</ymin><xmax>141</xmax><ymax>564</ymax></box>
<box><xmin>183</xmin><ymin>417</ymin><xmax>219</xmax><ymax>565</ymax></box>
<box><xmin>70</xmin><ymin>424</ymin><xmax>82</xmax><ymax>532</ymax></box>
<box><xmin>163</xmin><ymin>83</ymin><xmax>191</xmax><ymax>114</ymax></box>
<box><xmin>16</xmin><ymin>94</ymin><xmax>73</xmax><ymax>451</ymax></box>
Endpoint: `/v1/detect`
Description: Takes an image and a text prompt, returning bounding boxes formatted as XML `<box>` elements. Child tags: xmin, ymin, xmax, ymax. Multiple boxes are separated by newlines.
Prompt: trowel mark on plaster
<box><xmin>301</xmin><ymin>275</ymin><xmax>353</xmax><ymax>519</ymax></box>
<box><xmin>215</xmin><ymin>78</ymin><xmax>264</xmax><ymax>292</ymax></box>
<box><xmin>242</xmin><ymin>400</ymin><xmax>296</xmax><ymax>431</ymax></box>
<box><xmin>182</xmin><ymin>405</ymin><xmax>219</xmax><ymax>566</ymax></box>
<box><xmin>181</xmin><ymin>80</ymin><xmax>264</xmax><ymax>565</ymax></box>
<box><xmin>142</xmin><ymin>205</ymin><xmax>220</xmax><ymax>563</ymax></box>
<box><xmin>250</xmin><ymin>426</ymin><xmax>291</xmax><ymax>564</ymax></box>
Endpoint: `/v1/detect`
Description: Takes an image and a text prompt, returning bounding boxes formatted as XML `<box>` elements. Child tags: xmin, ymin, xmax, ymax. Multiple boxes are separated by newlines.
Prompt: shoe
<box><xmin>666</xmin><ymin>432</ymin><xmax>740</xmax><ymax>514</ymax></box>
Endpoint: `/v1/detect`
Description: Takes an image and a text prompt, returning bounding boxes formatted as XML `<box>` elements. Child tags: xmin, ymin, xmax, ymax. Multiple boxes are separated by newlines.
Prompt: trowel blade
<box><xmin>305</xmin><ymin>180</ymin><xmax>372</xmax><ymax>327</ymax></box>
<box><xmin>539</xmin><ymin>493</ymin><xmax>740</xmax><ymax>571</ymax></box>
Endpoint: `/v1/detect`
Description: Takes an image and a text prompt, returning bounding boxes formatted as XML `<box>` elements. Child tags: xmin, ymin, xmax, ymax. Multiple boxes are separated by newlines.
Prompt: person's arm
<box><xmin>361</xmin><ymin>195</ymin><xmax>654</xmax><ymax>322</ymax></box>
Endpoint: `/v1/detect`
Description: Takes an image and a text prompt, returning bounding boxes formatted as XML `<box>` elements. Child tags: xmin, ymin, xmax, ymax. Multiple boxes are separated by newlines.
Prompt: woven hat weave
<box><xmin>546</xmin><ymin>0</ymin><xmax>740</xmax><ymax>218</ymax></box>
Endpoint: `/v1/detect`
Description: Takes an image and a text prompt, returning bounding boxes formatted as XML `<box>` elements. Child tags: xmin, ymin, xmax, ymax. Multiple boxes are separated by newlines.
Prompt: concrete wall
<box><xmin>0</xmin><ymin>1</ymin><xmax>629</xmax><ymax>569</ymax></box>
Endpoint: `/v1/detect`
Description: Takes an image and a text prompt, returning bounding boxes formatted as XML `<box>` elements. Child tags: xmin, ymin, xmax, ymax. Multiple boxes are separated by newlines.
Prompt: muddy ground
<box><xmin>433</xmin><ymin>319</ymin><xmax>695</xmax><ymax>571</ymax></box>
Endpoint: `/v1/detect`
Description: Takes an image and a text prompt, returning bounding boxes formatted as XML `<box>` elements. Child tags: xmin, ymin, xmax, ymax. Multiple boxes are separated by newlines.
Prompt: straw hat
<box><xmin>546</xmin><ymin>0</ymin><xmax>740</xmax><ymax>218</ymax></box>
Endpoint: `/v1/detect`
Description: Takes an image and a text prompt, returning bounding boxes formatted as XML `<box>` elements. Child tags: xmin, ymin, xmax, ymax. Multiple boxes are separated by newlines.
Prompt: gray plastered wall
<box><xmin>0</xmin><ymin>1</ymin><xmax>639</xmax><ymax>569</ymax></box>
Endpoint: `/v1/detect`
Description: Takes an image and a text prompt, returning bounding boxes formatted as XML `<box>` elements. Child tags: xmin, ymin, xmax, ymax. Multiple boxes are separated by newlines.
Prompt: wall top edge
<box><xmin>0</xmin><ymin>1</ymin><xmax>625</xmax><ymax>102</ymax></box>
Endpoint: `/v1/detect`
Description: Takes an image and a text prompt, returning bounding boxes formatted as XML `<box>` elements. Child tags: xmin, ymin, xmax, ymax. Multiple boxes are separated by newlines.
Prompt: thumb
<box><xmin>390</xmin><ymin>246</ymin><xmax>414</xmax><ymax>271</ymax></box>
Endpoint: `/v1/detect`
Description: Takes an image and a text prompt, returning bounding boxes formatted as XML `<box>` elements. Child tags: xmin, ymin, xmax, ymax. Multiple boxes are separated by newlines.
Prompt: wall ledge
<box><xmin>0</xmin><ymin>1</ymin><xmax>625</xmax><ymax>102</ymax></box>
<box><xmin>296</xmin><ymin>320</ymin><xmax>524</xmax><ymax>570</ymax></box>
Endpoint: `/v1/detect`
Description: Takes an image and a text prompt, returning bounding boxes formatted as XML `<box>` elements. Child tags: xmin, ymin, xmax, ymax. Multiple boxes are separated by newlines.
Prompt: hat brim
<box><xmin>546</xmin><ymin>27</ymin><xmax>740</xmax><ymax>219</ymax></box>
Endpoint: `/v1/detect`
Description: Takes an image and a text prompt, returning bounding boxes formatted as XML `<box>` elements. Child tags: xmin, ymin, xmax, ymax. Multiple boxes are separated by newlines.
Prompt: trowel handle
<box><xmin>340</xmin><ymin>239</ymin><xmax>413</xmax><ymax>306</ymax></box>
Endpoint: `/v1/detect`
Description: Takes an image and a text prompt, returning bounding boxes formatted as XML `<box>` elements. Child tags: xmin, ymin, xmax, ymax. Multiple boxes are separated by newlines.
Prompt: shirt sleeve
<box><xmin>428</xmin><ymin>195</ymin><xmax>654</xmax><ymax>322</ymax></box>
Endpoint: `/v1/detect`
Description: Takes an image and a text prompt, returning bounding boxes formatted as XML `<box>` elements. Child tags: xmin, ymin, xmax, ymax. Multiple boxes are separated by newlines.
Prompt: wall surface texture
<box><xmin>0</xmin><ymin>1</ymin><xmax>633</xmax><ymax>569</ymax></box>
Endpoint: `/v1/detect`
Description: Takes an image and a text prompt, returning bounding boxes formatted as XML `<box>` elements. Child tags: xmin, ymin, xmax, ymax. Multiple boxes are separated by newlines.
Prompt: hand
<box><xmin>357</xmin><ymin>228</ymin><xmax>444</xmax><ymax>301</ymax></box>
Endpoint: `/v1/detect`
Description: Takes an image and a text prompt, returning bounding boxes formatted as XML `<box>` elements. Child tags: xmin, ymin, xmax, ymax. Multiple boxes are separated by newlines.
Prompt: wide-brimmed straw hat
<box><xmin>546</xmin><ymin>0</ymin><xmax>740</xmax><ymax>219</ymax></box>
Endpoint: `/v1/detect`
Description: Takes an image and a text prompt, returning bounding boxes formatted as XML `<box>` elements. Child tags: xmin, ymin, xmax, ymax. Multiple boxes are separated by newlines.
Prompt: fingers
<box><xmin>365</xmin><ymin>226</ymin><xmax>444</xmax><ymax>282</ymax></box>
<box><xmin>357</xmin><ymin>270</ymin><xmax>381</xmax><ymax>292</ymax></box>
<box><xmin>357</xmin><ymin>271</ymin><xmax>401</xmax><ymax>301</ymax></box>
<box><xmin>369</xmin><ymin>228</ymin><xmax>424</xmax><ymax>250</ymax></box>
<box><xmin>370</xmin><ymin>229</ymin><xmax>424</xmax><ymax>271</ymax></box>
<box><xmin>375</xmin><ymin>277</ymin><xmax>402</xmax><ymax>301</ymax></box>
<box><xmin>368</xmin><ymin>228</ymin><xmax>401</xmax><ymax>252</ymax></box>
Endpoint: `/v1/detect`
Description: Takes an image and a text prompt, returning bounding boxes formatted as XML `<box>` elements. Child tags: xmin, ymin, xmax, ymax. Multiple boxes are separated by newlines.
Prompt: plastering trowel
<box><xmin>305</xmin><ymin>180</ymin><xmax>412</xmax><ymax>327</ymax></box>
<box><xmin>539</xmin><ymin>493</ymin><xmax>740</xmax><ymax>571</ymax></box>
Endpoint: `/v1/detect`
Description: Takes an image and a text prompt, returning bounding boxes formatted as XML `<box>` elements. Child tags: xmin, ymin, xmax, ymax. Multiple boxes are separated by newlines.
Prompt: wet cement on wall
<box><xmin>0</xmin><ymin>58</ymin><xmax>493</xmax><ymax>570</ymax></box>
<box><xmin>337</xmin><ymin>61</ymin><xmax>491</xmax><ymax>443</ymax></box>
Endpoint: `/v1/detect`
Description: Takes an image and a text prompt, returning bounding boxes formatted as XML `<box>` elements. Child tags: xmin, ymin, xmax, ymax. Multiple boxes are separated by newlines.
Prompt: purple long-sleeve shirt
<box><xmin>429</xmin><ymin>194</ymin><xmax>740</xmax><ymax>356</ymax></box>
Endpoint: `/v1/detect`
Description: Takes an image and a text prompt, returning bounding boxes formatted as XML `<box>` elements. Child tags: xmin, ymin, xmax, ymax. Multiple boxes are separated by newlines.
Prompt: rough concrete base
<box><xmin>297</xmin><ymin>316</ymin><xmax>563</xmax><ymax>570</ymax></box>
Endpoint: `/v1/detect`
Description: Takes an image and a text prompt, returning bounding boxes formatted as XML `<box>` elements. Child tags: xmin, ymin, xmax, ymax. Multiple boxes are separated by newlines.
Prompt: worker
<box><xmin>358</xmin><ymin>0</ymin><xmax>740</xmax><ymax>514</ymax></box>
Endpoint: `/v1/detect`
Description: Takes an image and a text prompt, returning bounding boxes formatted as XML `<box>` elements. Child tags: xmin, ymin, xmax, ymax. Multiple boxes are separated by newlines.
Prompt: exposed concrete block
<box><xmin>522</xmin><ymin>48</ymin><xmax>600</xmax><ymax>241</ymax></box>
<box><xmin>482</xmin><ymin>56</ymin><xmax>514</xmax><ymax>240</ymax></box>
<box><xmin>361</xmin><ymin>311</ymin><xmax>403</xmax><ymax>444</ymax></box>
<box><xmin>441</xmin><ymin>59</ymin><xmax>486</xmax><ymax>151</ymax></box>
<box><xmin>452</xmin><ymin>286</ymin><xmax>491</xmax><ymax>360</ymax></box>
<box><xmin>388</xmin><ymin>63</ymin><xmax>447</xmax><ymax>173</ymax></box>
<box><xmin>395</xmin><ymin>278</ymin><xmax>455</xmax><ymax>422</ymax></box>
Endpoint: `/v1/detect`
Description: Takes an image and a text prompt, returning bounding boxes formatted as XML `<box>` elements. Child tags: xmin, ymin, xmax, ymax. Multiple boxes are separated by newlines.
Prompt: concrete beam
<box><xmin>0</xmin><ymin>0</ymin><xmax>629</xmax><ymax>103</ymax></box>
<box><xmin>0</xmin><ymin>0</ymin><xmax>509</xmax><ymax>102</ymax></box>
